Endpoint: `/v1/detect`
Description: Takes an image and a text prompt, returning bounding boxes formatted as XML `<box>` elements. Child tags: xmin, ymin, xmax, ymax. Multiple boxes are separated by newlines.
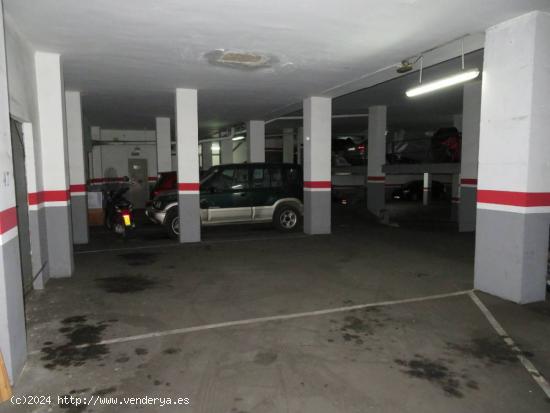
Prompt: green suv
<box><xmin>146</xmin><ymin>163</ymin><xmax>304</xmax><ymax>239</ymax></box>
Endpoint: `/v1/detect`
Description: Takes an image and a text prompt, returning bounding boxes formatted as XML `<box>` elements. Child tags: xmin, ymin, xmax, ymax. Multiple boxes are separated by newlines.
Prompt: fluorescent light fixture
<box><xmin>211</xmin><ymin>143</ymin><xmax>220</xmax><ymax>151</ymax></box>
<box><xmin>232</xmin><ymin>136</ymin><xmax>245</xmax><ymax>141</ymax></box>
<box><xmin>406</xmin><ymin>68</ymin><xmax>480</xmax><ymax>97</ymax></box>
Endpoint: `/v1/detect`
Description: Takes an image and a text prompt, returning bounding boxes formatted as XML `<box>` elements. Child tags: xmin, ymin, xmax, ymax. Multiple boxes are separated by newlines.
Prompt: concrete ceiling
<box><xmin>5</xmin><ymin>0</ymin><xmax>550</xmax><ymax>135</ymax></box>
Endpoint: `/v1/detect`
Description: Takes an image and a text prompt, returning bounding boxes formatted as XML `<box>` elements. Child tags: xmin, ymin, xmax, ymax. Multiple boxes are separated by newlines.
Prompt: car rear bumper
<box><xmin>145</xmin><ymin>207</ymin><xmax>166</xmax><ymax>225</ymax></box>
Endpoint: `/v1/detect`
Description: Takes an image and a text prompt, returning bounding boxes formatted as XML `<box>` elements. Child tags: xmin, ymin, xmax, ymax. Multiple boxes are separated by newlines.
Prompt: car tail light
<box><xmin>358</xmin><ymin>144</ymin><xmax>366</xmax><ymax>154</ymax></box>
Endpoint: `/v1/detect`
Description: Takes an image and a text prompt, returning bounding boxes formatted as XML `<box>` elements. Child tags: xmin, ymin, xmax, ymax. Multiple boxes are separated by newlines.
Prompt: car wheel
<box><xmin>273</xmin><ymin>204</ymin><xmax>300</xmax><ymax>232</ymax></box>
<box><xmin>165</xmin><ymin>208</ymin><xmax>179</xmax><ymax>240</ymax></box>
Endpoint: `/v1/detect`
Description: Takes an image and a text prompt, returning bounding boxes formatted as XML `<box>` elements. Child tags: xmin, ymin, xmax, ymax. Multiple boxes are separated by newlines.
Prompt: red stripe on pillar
<box><xmin>178</xmin><ymin>183</ymin><xmax>200</xmax><ymax>191</ymax></box>
<box><xmin>367</xmin><ymin>176</ymin><xmax>385</xmax><ymax>181</ymax></box>
<box><xmin>460</xmin><ymin>178</ymin><xmax>478</xmax><ymax>185</ymax></box>
<box><xmin>70</xmin><ymin>184</ymin><xmax>86</xmax><ymax>193</ymax></box>
<box><xmin>477</xmin><ymin>190</ymin><xmax>550</xmax><ymax>207</ymax></box>
<box><xmin>28</xmin><ymin>190</ymin><xmax>70</xmax><ymax>205</ymax></box>
<box><xmin>304</xmin><ymin>181</ymin><xmax>332</xmax><ymax>189</ymax></box>
<box><xmin>0</xmin><ymin>207</ymin><xmax>17</xmax><ymax>235</ymax></box>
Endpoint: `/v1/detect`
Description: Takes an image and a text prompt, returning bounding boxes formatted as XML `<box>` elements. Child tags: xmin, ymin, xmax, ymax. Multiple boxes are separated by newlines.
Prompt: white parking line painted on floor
<box><xmin>468</xmin><ymin>291</ymin><xmax>550</xmax><ymax>399</ymax></box>
<box><xmin>74</xmin><ymin>234</ymin><xmax>310</xmax><ymax>255</ymax></box>
<box><xmin>27</xmin><ymin>289</ymin><xmax>472</xmax><ymax>355</ymax></box>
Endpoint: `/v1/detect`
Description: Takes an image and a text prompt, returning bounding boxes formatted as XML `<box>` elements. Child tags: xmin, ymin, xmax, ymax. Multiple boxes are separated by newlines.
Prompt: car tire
<box><xmin>165</xmin><ymin>207</ymin><xmax>179</xmax><ymax>240</ymax></box>
<box><xmin>273</xmin><ymin>204</ymin><xmax>301</xmax><ymax>232</ymax></box>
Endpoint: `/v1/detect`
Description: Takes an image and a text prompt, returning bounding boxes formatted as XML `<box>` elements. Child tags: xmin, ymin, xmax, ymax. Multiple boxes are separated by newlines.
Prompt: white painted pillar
<box><xmin>220</xmin><ymin>131</ymin><xmax>233</xmax><ymax>164</ymax></box>
<box><xmin>156</xmin><ymin>117</ymin><xmax>171</xmax><ymax>173</ymax></box>
<box><xmin>247</xmin><ymin>120</ymin><xmax>265</xmax><ymax>162</ymax></box>
<box><xmin>282</xmin><ymin>128</ymin><xmax>294</xmax><ymax>163</ymax></box>
<box><xmin>175</xmin><ymin>88</ymin><xmax>200</xmax><ymax>243</ymax></box>
<box><xmin>422</xmin><ymin>172</ymin><xmax>431</xmax><ymax>206</ymax></box>
<box><xmin>35</xmin><ymin>51</ymin><xmax>74</xmax><ymax>278</ymax></box>
<box><xmin>202</xmin><ymin>141</ymin><xmax>213</xmax><ymax>170</ymax></box>
<box><xmin>367</xmin><ymin>106</ymin><xmax>387</xmax><ymax>217</ymax></box>
<box><xmin>303</xmin><ymin>97</ymin><xmax>331</xmax><ymax>234</ymax></box>
<box><xmin>65</xmin><ymin>91</ymin><xmax>89</xmax><ymax>244</ymax></box>
<box><xmin>474</xmin><ymin>11</ymin><xmax>550</xmax><ymax>304</ymax></box>
<box><xmin>0</xmin><ymin>0</ymin><xmax>27</xmax><ymax>383</ymax></box>
<box><xmin>297</xmin><ymin>127</ymin><xmax>303</xmax><ymax>165</ymax></box>
<box><xmin>459</xmin><ymin>81</ymin><xmax>482</xmax><ymax>232</ymax></box>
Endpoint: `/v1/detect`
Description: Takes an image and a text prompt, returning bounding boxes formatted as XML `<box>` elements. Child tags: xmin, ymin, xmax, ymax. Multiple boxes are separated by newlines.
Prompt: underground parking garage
<box><xmin>1</xmin><ymin>1</ymin><xmax>550</xmax><ymax>411</ymax></box>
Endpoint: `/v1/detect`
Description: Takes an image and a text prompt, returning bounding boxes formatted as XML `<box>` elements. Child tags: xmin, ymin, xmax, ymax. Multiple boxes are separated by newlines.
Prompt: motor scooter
<box><xmin>104</xmin><ymin>186</ymin><xmax>135</xmax><ymax>237</ymax></box>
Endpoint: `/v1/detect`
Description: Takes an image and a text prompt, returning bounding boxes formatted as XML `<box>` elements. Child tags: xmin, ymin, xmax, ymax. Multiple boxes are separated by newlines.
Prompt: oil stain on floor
<box><xmin>95</xmin><ymin>273</ymin><xmax>158</xmax><ymax>293</ymax></box>
<box><xmin>41</xmin><ymin>316</ymin><xmax>116</xmax><ymax>370</ymax></box>
<box><xmin>394</xmin><ymin>355</ymin><xmax>478</xmax><ymax>398</ymax></box>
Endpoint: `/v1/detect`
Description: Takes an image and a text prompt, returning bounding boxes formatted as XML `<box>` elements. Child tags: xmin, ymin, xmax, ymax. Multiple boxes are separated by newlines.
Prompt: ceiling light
<box><xmin>406</xmin><ymin>68</ymin><xmax>480</xmax><ymax>97</ymax></box>
<box><xmin>232</xmin><ymin>136</ymin><xmax>245</xmax><ymax>141</ymax></box>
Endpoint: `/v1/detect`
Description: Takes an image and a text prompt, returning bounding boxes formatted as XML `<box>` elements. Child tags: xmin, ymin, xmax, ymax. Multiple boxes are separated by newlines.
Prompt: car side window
<box><xmin>285</xmin><ymin>167</ymin><xmax>300</xmax><ymax>187</ymax></box>
<box><xmin>251</xmin><ymin>167</ymin><xmax>283</xmax><ymax>188</ymax></box>
<box><xmin>252</xmin><ymin>168</ymin><xmax>269</xmax><ymax>188</ymax></box>
<box><xmin>207</xmin><ymin>168</ymin><xmax>234</xmax><ymax>192</ymax></box>
<box><xmin>270</xmin><ymin>168</ymin><xmax>283</xmax><ymax>188</ymax></box>
<box><xmin>232</xmin><ymin>167</ymin><xmax>249</xmax><ymax>190</ymax></box>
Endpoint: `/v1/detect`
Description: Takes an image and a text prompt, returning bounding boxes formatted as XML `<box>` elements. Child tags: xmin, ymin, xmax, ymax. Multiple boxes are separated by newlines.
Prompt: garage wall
<box><xmin>4</xmin><ymin>15</ymin><xmax>49</xmax><ymax>287</ymax></box>
<box><xmin>0</xmin><ymin>7</ymin><xmax>28</xmax><ymax>384</ymax></box>
<box><xmin>91</xmin><ymin>129</ymin><xmax>158</xmax><ymax>181</ymax></box>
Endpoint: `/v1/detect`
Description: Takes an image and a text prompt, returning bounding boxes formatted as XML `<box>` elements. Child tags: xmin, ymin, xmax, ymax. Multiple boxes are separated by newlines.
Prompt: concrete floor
<box><xmin>1</xmin><ymin>203</ymin><xmax>549</xmax><ymax>412</ymax></box>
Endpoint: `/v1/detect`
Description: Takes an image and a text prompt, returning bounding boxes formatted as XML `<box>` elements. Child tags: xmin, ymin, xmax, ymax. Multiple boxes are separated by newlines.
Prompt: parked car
<box><xmin>146</xmin><ymin>163</ymin><xmax>304</xmax><ymax>239</ymax></box>
<box><xmin>332</xmin><ymin>137</ymin><xmax>366</xmax><ymax>166</ymax></box>
<box><xmin>391</xmin><ymin>180</ymin><xmax>449</xmax><ymax>201</ymax></box>
<box><xmin>431</xmin><ymin>127</ymin><xmax>461</xmax><ymax>163</ymax></box>
<box><xmin>150</xmin><ymin>171</ymin><xmax>177</xmax><ymax>200</ymax></box>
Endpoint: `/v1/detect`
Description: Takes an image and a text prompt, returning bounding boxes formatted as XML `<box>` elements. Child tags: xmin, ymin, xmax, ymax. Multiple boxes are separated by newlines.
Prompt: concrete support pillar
<box><xmin>451</xmin><ymin>174</ymin><xmax>460</xmax><ymax>221</ymax></box>
<box><xmin>0</xmin><ymin>0</ymin><xmax>27</xmax><ymax>382</ymax></box>
<box><xmin>474</xmin><ymin>11</ymin><xmax>550</xmax><ymax>304</ymax></box>
<box><xmin>35</xmin><ymin>51</ymin><xmax>74</xmax><ymax>277</ymax></box>
<box><xmin>202</xmin><ymin>141</ymin><xmax>213</xmax><ymax>170</ymax></box>
<box><xmin>452</xmin><ymin>114</ymin><xmax>463</xmax><ymax>131</ymax></box>
<box><xmin>220</xmin><ymin>133</ymin><xmax>233</xmax><ymax>165</ymax></box>
<box><xmin>367</xmin><ymin>106</ymin><xmax>387</xmax><ymax>217</ymax></box>
<box><xmin>65</xmin><ymin>91</ymin><xmax>88</xmax><ymax>244</ymax></box>
<box><xmin>303</xmin><ymin>97</ymin><xmax>331</xmax><ymax>234</ymax></box>
<box><xmin>91</xmin><ymin>126</ymin><xmax>102</xmax><ymax>180</ymax></box>
<box><xmin>459</xmin><ymin>81</ymin><xmax>482</xmax><ymax>232</ymax></box>
<box><xmin>175</xmin><ymin>88</ymin><xmax>200</xmax><ymax>243</ymax></box>
<box><xmin>156</xmin><ymin>117</ymin><xmax>171</xmax><ymax>173</ymax></box>
<box><xmin>282</xmin><ymin>128</ymin><xmax>294</xmax><ymax>163</ymax></box>
<box><xmin>297</xmin><ymin>127</ymin><xmax>303</xmax><ymax>165</ymax></box>
<box><xmin>422</xmin><ymin>173</ymin><xmax>431</xmax><ymax>206</ymax></box>
<box><xmin>247</xmin><ymin>120</ymin><xmax>265</xmax><ymax>162</ymax></box>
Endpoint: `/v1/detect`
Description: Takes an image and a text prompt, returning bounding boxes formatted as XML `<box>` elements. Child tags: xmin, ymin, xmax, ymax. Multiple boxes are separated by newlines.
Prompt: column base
<box><xmin>70</xmin><ymin>194</ymin><xmax>89</xmax><ymax>244</ymax></box>
<box><xmin>459</xmin><ymin>187</ymin><xmax>477</xmax><ymax>232</ymax></box>
<box><xmin>304</xmin><ymin>190</ymin><xmax>331</xmax><ymax>234</ymax></box>
<box><xmin>474</xmin><ymin>209</ymin><xmax>548</xmax><ymax>304</ymax></box>
<box><xmin>367</xmin><ymin>183</ymin><xmax>385</xmax><ymax>218</ymax></box>
<box><xmin>45</xmin><ymin>205</ymin><xmax>74</xmax><ymax>278</ymax></box>
<box><xmin>178</xmin><ymin>193</ymin><xmax>201</xmax><ymax>243</ymax></box>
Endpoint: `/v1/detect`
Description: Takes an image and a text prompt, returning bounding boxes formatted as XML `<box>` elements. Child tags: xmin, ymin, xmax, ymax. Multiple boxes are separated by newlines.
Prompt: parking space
<box><xmin>4</xmin><ymin>212</ymin><xmax>549</xmax><ymax>412</ymax></box>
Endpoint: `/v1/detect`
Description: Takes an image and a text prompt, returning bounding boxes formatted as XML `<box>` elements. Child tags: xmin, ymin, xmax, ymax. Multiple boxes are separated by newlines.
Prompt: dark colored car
<box><xmin>391</xmin><ymin>180</ymin><xmax>449</xmax><ymax>201</ymax></box>
<box><xmin>146</xmin><ymin>163</ymin><xmax>303</xmax><ymax>239</ymax></box>
<box><xmin>431</xmin><ymin>127</ymin><xmax>461</xmax><ymax>163</ymax></box>
<box><xmin>332</xmin><ymin>137</ymin><xmax>366</xmax><ymax>166</ymax></box>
